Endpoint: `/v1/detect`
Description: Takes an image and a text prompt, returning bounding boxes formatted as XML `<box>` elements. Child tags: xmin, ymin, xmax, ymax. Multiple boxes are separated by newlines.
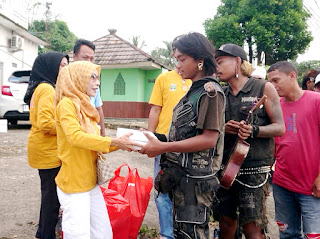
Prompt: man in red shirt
<box><xmin>267</xmin><ymin>61</ymin><xmax>320</xmax><ymax>238</ymax></box>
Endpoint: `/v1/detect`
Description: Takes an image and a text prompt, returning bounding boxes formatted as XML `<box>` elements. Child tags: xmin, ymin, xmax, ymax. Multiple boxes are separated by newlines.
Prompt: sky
<box><xmin>31</xmin><ymin>0</ymin><xmax>319</xmax><ymax>63</ymax></box>
<box><xmin>47</xmin><ymin>0</ymin><xmax>221</xmax><ymax>53</ymax></box>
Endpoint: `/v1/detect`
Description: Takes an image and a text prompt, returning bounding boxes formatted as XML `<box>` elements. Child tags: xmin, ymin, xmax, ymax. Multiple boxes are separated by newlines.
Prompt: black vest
<box><xmin>165</xmin><ymin>78</ymin><xmax>225</xmax><ymax>176</ymax></box>
<box><xmin>223</xmin><ymin>77</ymin><xmax>274</xmax><ymax>168</ymax></box>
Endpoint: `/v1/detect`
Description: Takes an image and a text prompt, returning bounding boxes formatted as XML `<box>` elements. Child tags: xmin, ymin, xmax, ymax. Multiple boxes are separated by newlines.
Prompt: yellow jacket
<box><xmin>28</xmin><ymin>83</ymin><xmax>60</xmax><ymax>169</ymax></box>
<box><xmin>55</xmin><ymin>97</ymin><xmax>115</xmax><ymax>193</ymax></box>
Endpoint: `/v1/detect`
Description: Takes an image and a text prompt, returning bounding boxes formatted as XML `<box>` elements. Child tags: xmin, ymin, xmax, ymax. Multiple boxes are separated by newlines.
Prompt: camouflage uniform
<box><xmin>160</xmin><ymin>77</ymin><xmax>225</xmax><ymax>239</ymax></box>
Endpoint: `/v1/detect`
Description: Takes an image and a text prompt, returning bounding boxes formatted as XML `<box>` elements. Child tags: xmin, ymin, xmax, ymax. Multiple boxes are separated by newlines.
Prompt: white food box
<box><xmin>116</xmin><ymin>127</ymin><xmax>157</xmax><ymax>150</ymax></box>
<box><xmin>0</xmin><ymin>119</ymin><xmax>8</xmax><ymax>133</ymax></box>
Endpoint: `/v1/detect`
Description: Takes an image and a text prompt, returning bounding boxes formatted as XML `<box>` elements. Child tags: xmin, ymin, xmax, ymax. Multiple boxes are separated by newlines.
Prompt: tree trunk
<box><xmin>265</xmin><ymin>53</ymin><xmax>277</xmax><ymax>65</ymax></box>
<box><xmin>247</xmin><ymin>38</ymin><xmax>253</xmax><ymax>63</ymax></box>
<box><xmin>257</xmin><ymin>51</ymin><xmax>262</xmax><ymax>65</ymax></box>
<box><xmin>249</xmin><ymin>45</ymin><xmax>253</xmax><ymax>63</ymax></box>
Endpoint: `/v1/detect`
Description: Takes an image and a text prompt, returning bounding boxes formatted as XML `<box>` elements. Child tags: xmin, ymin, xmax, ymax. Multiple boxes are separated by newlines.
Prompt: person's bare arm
<box><xmin>110</xmin><ymin>132</ymin><xmax>142</xmax><ymax>152</ymax></box>
<box><xmin>237</xmin><ymin>82</ymin><xmax>285</xmax><ymax>140</ymax></box>
<box><xmin>312</xmin><ymin>172</ymin><xmax>320</xmax><ymax>198</ymax></box>
<box><xmin>147</xmin><ymin>105</ymin><xmax>162</xmax><ymax>132</ymax></box>
<box><xmin>139</xmin><ymin>129</ymin><xmax>219</xmax><ymax>158</ymax></box>
<box><xmin>96</xmin><ymin>106</ymin><xmax>105</xmax><ymax>137</ymax></box>
<box><xmin>257</xmin><ymin>82</ymin><xmax>285</xmax><ymax>137</ymax></box>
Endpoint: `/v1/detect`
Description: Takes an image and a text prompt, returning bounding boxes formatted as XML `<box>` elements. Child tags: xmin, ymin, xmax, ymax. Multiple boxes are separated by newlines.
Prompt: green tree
<box><xmin>204</xmin><ymin>0</ymin><xmax>313</xmax><ymax>65</ymax></box>
<box><xmin>26</xmin><ymin>1</ymin><xmax>42</xmax><ymax>25</ymax></box>
<box><xmin>151</xmin><ymin>41</ymin><xmax>174</xmax><ymax>69</ymax></box>
<box><xmin>131</xmin><ymin>35</ymin><xmax>146</xmax><ymax>50</ymax></box>
<box><xmin>29</xmin><ymin>19</ymin><xmax>77</xmax><ymax>54</ymax></box>
<box><xmin>292</xmin><ymin>60</ymin><xmax>320</xmax><ymax>84</ymax></box>
<box><xmin>294</xmin><ymin>60</ymin><xmax>320</xmax><ymax>76</ymax></box>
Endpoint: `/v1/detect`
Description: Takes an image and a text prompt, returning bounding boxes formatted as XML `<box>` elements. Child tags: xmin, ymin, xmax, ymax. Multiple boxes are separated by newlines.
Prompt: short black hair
<box><xmin>172</xmin><ymin>35</ymin><xmax>183</xmax><ymax>51</ymax></box>
<box><xmin>73</xmin><ymin>39</ymin><xmax>95</xmax><ymax>54</ymax></box>
<box><xmin>301</xmin><ymin>68</ymin><xmax>320</xmax><ymax>90</ymax></box>
<box><xmin>172</xmin><ymin>32</ymin><xmax>216</xmax><ymax>76</ymax></box>
<box><xmin>267</xmin><ymin>61</ymin><xmax>297</xmax><ymax>76</ymax></box>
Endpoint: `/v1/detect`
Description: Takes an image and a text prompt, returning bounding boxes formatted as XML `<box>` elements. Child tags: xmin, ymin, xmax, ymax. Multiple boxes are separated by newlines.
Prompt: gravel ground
<box><xmin>0</xmin><ymin>123</ymin><xmax>279</xmax><ymax>238</ymax></box>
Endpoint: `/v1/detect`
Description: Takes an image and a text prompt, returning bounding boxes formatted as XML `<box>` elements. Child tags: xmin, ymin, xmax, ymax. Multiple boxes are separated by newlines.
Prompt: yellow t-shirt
<box><xmin>149</xmin><ymin>70</ymin><xmax>192</xmax><ymax>134</ymax></box>
<box><xmin>28</xmin><ymin>83</ymin><xmax>60</xmax><ymax>169</ymax></box>
<box><xmin>55</xmin><ymin>97</ymin><xmax>115</xmax><ymax>193</ymax></box>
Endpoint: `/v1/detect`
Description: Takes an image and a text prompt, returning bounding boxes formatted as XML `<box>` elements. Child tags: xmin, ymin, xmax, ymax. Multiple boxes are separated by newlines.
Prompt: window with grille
<box><xmin>114</xmin><ymin>73</ymin><xmax>125</xmax><ymax>95</ymax></box>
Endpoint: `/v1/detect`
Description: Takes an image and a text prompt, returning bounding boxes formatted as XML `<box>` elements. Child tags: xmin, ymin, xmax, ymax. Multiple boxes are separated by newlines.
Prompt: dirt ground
<box><xmin>0</xmin><ymin>123</ymin><xmax>279</xmax><ymax>238</ymax></box>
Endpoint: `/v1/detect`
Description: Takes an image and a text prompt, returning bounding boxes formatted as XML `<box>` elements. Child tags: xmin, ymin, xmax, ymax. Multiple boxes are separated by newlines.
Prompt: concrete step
<box><xmin>104</xmin><ymin>117</ymin><xmax>148</xmax><ymax>130</ymax></box>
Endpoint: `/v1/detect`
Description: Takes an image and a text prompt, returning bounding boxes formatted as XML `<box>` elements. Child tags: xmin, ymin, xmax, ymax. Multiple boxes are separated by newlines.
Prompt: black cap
<box><xmin>216</xmin><ymin>43</ymin><xmax>247</xmax><ymax>61</ymax></box>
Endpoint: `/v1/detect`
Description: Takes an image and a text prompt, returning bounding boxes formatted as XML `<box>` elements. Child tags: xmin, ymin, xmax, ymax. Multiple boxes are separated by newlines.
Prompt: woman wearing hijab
<box><xmin>24</xmin><ymin>51</ymin><xmax>69</xmax><ymax>239</ymax></box>
<box><xmin>54</xmin><ymin>61</ymin><xmax>140</xmax><ymax>238</ymax></box>
<box><xmin>139</xmin><ymin>32</ymin><xmax>225</xmax><ymax>239</ymax></box>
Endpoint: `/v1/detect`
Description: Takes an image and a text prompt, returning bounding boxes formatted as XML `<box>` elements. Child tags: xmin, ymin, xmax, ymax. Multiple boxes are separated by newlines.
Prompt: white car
<box><xmin>0</xmin><ymin>70</ymin><xmax>30</xmax><ymax>125</ymax></box>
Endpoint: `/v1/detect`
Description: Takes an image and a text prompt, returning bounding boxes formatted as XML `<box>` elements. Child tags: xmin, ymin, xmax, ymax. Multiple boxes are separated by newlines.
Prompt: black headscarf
<box><xmin>24</xmin><ymin>51</ymin><xmax>69</xmax><ymax>105</ymax></box>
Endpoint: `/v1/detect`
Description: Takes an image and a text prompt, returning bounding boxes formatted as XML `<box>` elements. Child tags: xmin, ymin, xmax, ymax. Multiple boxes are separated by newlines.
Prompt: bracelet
<box><xmin>251</xmin><ymin>125</ymin><xmax>260</xmax><ymax>138</ymax></box>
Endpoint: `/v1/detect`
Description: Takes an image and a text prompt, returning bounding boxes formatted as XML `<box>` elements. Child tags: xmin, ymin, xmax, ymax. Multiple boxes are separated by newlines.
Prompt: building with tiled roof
<box><xmin>82</xmin><ymin>29</ymin><xmax>170</xmax><ymax>118</ymax></box>
<box><xmin>94</xmin><ymin>29</ymin><xmax>169</xmax><ymax>70</ymax></box>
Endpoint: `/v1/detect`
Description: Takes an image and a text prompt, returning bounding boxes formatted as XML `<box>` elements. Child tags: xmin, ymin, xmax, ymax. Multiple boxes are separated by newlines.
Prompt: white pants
<box><xmin>57</xmin><ymin>185</ymin><xmax>113</xmax><ymax>239</ymax></box>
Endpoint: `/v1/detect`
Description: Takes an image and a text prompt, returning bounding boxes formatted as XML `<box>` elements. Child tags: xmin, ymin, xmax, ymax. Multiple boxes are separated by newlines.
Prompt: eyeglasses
<box><xmin>91</xmin><ymin>73</ymin><xmax>100</xmax><ymax>81</ymax></box>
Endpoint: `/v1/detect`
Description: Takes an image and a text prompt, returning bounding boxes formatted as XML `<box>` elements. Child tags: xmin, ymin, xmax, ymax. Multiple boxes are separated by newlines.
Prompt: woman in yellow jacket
<box><xmin>54</xmin><ymin>61</ymin><xmax>140</xmax><ymax>239</ymax></box>
<box><xmin>24</xmin><ymin>52</ymin><xmax>69</xmax><ymax>239</ymax></box>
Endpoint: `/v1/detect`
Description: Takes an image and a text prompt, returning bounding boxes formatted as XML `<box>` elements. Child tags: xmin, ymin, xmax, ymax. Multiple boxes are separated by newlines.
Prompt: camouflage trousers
<box><xmin>172</xmin><ymin>175</ymin><xmax>219</xmax><ymax>239</ymax></box>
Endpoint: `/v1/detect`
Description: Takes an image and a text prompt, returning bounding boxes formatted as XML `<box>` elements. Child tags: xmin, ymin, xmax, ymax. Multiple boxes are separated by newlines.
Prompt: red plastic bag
<box><xmin>100</xmin><ymin>186</ymin><xmax>131</xmax><ymax>239</ymax></box>
<box><xmin>108</xmin><ymin>164</ymin><xmax>153</xmax><ymax>239</ymax></box>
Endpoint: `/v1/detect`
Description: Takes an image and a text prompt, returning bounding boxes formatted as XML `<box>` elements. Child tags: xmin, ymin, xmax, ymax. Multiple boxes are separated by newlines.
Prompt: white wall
<box><xmin>0</xmin><ymin>0</ymin><xmax>28</xmax><ymax>29</ymax></box>
<box><xmin>0</xmin><ymin>25</ymin><xmax>38</xmax><ymax>83</ymax></box>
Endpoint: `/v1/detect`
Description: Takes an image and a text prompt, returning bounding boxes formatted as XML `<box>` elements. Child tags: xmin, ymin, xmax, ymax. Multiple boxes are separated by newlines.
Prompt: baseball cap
<box><xmin>315</xmin><ymin>74</ymin><xmax>320</xmax><ymax>86</ymax></box>
<box><xmin>216</xmin><ymin>43</ymin><xmax>248</xmax><ymax>61</ymax></box>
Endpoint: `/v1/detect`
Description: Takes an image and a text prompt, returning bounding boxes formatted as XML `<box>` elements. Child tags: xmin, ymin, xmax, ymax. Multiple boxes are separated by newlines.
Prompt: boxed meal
<box><xmin>116</xmin><ymin>128</ymin><xmax>157</xmax><ymax>150</ymax></box>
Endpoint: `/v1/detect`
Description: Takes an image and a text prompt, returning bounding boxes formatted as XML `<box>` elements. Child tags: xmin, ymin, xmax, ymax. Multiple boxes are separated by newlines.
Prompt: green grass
<box><xmin>138</xmin><ymin>225</ymin><xmax>159</xmax><ymax>238</ymax></box>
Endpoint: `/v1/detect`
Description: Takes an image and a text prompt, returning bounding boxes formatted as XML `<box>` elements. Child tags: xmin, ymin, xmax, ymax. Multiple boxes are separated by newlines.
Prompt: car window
<box><xmin>8</xmin><ymin>71</ymin><xmax>31</xmax><ymax>83</ymax></box>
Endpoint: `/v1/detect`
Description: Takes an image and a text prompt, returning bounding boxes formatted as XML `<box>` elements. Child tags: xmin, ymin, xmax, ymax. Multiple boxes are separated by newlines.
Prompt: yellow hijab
<box><xmin>55</xmin><ymin>61</ymin><xmax>101</xmax><ymax>135</ymax></box>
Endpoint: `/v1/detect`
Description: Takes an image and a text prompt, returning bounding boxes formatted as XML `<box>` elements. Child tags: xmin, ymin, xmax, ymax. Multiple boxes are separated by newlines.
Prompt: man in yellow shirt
<box><xmin>148</xmin><ymin>69</ymin><xmax>191</xmax><ymax>239</ymax></box>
